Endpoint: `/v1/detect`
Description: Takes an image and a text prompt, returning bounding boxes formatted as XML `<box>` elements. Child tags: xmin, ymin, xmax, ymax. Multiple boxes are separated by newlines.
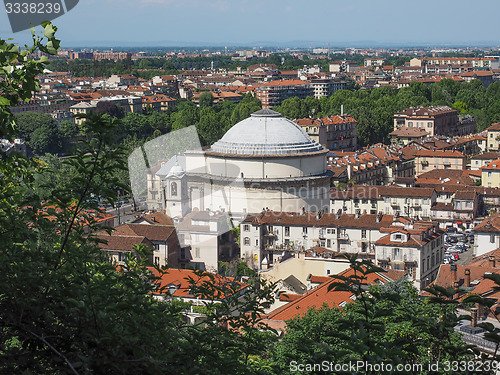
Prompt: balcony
<box><xmin>391</xmin><ymin>200</ymin><xmax>399</xmax><ymax>206</ymax></box>
<box><xmin>337</xmin><ymin>233</ymin><xmax>349</xmax><ymax>241</ymax></box>
<box><xmin>264</xmin><ymin>231</ymin><xmax>277</xmax><ymax>237</ymax></box>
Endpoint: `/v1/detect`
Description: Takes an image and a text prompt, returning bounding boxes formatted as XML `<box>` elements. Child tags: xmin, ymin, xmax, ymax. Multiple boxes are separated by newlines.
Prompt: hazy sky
<box><xmin>1</xmin><ymin>0</ymin><xmax>499</xmax><ymax>47</ymax></box>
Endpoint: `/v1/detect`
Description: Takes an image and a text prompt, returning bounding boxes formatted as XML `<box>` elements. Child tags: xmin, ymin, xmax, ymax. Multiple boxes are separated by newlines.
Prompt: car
<box><xmin>450</xmin><ymin>253</ymin><xmax>459</xmax><ymax>260</ymax></box>
<box><xmin>447</xmin><ymin>226</ymin><xmax>457</xmax><ymax>234</ymax></box>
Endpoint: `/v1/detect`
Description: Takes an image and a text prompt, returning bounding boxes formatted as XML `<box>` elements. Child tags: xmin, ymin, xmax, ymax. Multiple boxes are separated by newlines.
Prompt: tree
<box><xmin>95</xmin><ymin>100</ymin><xmax>124</xmax><ymax>119</ymax></box>
<box><xmin>268</xmin><ymin>255</ymin><xmax>470</xmax><ymax>375</ymax></box>
<box><xmin>199</xmin><ymin>91</ymin><xmax>214</xmax><ymax>107</ymax></box>
<box><xmin>15</xmin><ymin>112</ymin><xmax>62</xmax><ymax>154</ymax></box>
<box><xmin>1</xmin><ymin>25</ymin><xmax>277</xmax><ymax>375</ymax></box>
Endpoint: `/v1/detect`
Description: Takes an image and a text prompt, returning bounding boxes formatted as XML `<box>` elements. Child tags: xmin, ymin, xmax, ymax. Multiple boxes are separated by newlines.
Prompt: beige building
<box><xmin>486</xmin><ymin>123</ymin><xmax>500</xmax><ymax>151</ymax></box>
<box><xmin>415</xmin><ymin>149</ymin><xmax>466</xmax><ymax>176</ymax></box>
<box><xmin>481</xmin><ymin>158</ymin><xmax>500</xmax><ymax>188</ymax></box>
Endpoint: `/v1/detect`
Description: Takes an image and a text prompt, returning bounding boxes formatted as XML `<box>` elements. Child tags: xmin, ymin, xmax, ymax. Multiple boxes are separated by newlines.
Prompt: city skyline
<box><xmin>1</xmin><ymin>0</ymin><xmax>500</xmax><ymax>48</ymax></box>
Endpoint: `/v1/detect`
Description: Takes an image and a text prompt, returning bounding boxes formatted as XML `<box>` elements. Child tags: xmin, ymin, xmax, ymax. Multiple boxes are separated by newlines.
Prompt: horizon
<box><xmin>1</xmin><ymin>0</ymin><xmax>500</xmax><ymax>48</ymax></box>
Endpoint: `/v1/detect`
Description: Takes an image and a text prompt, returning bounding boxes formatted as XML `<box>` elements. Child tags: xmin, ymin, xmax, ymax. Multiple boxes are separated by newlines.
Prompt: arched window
<box><xmin>171</xmin><ymin>182</ymin><xmax>177</xmax><ymax>196</ymax></box>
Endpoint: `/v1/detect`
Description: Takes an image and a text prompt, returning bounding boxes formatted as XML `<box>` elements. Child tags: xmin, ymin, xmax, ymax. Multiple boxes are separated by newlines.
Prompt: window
<box><xmin>362</xmin><ymin>229</ymin><xmax>367</xmax><ymax>239</ymax></box>
<box><xmin>427</xmin><ymin>122</ymin><xmax>432</xmax><ymax>128</ymax></box>
<box><xmin>491</xmin><ymin>235</ymin><xmax>496</xmax><ymax>244</ymax></box>
<box><xmin>244</xmin><ymin>237</ymin><xmax>250</xmax><ymax>245</ymax></box>
<box><xmin>118</xmin><ymin>252</ymin><xmax>124</xmax><ymax>262</ymax></box>
<box><xmin>180</xmin><ymin>248</ymin><xmax>186</xmax><ymax>259</ymax></box>
<box><xmin>327</xmin><ymin>239</ymin><xmax>331</xmax><ymax>247</ymax></box>
<box><xmin>285</xmin><ymin>226</ymin><xmax>290</xmax><ymax>236</ymax></box>
<box><xmin>154</xmin><ymin>243</ymin><xmax>160</xmax><ymax>251</ymax></box>
<box><xmin>170</xmin><ymin>182</ymin><xmax>177</xmax><ymax>196</ymax></box>
<box><xmin>154</xmin><ymin>256</ymin><xmax>160</xmax><ymax>265</ymax></box>
<box><xmin>302</xmin><ymin>227</ymin><xmax>308</xmax><ymax>234</ymax></box>
<box><xmin>195</xmin><ymin>247</ymin><xmax>200</xmax><ymax>258</ymax></box>
<box><xmin>255</xmin><ymin>239</ymin><xmax>259</xmax><ymax>246</ymax></box>
<box><xmin>243</xmin><ymin>224</ymin><xmax>250</xmax><ymax>232</ymax></box>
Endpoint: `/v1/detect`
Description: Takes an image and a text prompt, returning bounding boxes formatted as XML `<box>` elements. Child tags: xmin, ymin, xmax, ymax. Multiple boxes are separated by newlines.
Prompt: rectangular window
<box><xmin>327</xmin><ymin>239</ymin><xmax>331</xmax><ymax>247</ymax></box>
<box><xmin>154</xmin><ymin>256</ymin><xmax>160</xmax><ymax>265</ymax></box>
<box><xmin>362</xmin><ymin>230</ymin><xmax>367</xmax><ymax>239</ymax></box>
<box><xmin>255</xmin><ymin>239</ymin><xmax>259</xmax><ymax>246</ymax></box>
<box><xmin>243</xmin><ymin>224</ymin><xmax>250</xmax><ymax>231</ymax></box>
<box><xmin>195</xmin><ymin>247</ymin><xmax>200</xmax><ymax>258</ymax></box>
<box><xmin>180</xmin><ymin>248</ymin><xmax>186</xmax><ymax>259</ymax></box>
<box><xmin>303</xmin><ymin>227</ymin><xmax>308</xmax><ymax>234</ymax></box>
<box><xmin>491</xmin><ymin>235</ymin><xmax>495</xmax><ymax>244</ymax></box>
<box><xmin>285</xmin><ymin>226</ymin><xmax>290</xmax><ymax>236</ymax></box>
<box><xmin>244</xmin><ymin>237</ymin><xmax>250</xmax><ymax>246</ymax></box>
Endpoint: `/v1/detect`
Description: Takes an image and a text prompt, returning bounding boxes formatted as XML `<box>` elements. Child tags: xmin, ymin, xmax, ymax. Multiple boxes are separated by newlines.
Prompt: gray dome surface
<box><xmin>210</xmin><ymin>109</ymin><xmax>323</xmax><ymax>156</ymax></box>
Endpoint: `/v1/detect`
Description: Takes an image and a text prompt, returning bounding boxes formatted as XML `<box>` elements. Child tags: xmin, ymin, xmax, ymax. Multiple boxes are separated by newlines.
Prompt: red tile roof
<box><xmin>149</xmin><ymin>268</ymin><xmax>247</xmax><ymax>300</ymax></box>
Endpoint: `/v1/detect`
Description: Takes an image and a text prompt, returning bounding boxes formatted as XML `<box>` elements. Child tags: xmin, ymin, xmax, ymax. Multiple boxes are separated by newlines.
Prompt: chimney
<box><xmin>465</xmin><ymin>268</ymin><xmax>470</xmax><ymax>287</ymax></box>
<box><xmin>471</xmin><ymin>307</ymin><xmax>478</xmax><ymax>327</ymax></box>
<box><xmin>316</xmin><ymin>209</ymin><xmax>322</xmax><ymax>220</ymax></box>
<box><xmin>489</xmin><ymin>255</ymin><xmax>496</xmax><ymax>268</ymax></box>
<box><xmin>450</xmin><ymin>264</ymin><xmax>457</xmax><ymax>284</ymax></box>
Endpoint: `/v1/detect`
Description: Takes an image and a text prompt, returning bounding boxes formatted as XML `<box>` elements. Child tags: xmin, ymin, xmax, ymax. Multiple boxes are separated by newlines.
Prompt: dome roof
<box><xmin>167</xmin><ymin>164</ymin><xmax>185</xmax><ymax>178</ymax></box>
<box><xmin>210</xmin><ymin>109</ymin><xmax>323</xmax><ymax>156</ymax></box>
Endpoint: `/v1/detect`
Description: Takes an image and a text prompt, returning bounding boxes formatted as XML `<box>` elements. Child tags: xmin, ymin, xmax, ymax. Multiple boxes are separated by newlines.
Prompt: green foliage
<box><xmin>14</xmin><ymin>112</ymin><xmax>62</xmax><ymax>154</ymax></box>
<box><xmin>1</xmin><ymin>28</ymin><xmax>278</xmax><ymax>375</ymax></box>
<box><xmin>268</xmin><ymin>254</ymin><xmax>471</xmax><ymax>374</ymax></box>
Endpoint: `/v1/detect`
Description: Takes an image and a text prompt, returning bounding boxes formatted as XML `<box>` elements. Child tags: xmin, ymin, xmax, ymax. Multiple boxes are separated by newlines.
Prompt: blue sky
<box><xmin>1</xmin><ymin>0</ymin><xmax>500</xmax><ymax>47</ymax></box>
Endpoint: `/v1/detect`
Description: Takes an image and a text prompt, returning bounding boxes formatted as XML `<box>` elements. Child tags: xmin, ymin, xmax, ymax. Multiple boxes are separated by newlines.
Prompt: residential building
<box><xmin>98</xmin><ymin>212</ymin><xmax>180</xmax><ymax>267</ymax></box>
<box><xmin>175</xmin><ymin>210</ymin><xmax>239</xmax><ymax>272</ymax></box>
<box><xmin>69</xmin><ymin>102</ymin><xmax>97</xmax><ymax>125</ymax></box>
<box><xmin>142</xmin><ymin>94</ymin><xmax>177</xmax><ymax>112</ymax></box>
<box><xmin>415</xmin><ymin>149</ymin><xmax>467</xmax><ymax>176</ymax></box>
<box><xmin>486</xmin><ymin>123</ymin><xmax>500</xmax><ymax>151</ymax></box>
<box><xmin>309</xmin><ymin>77</ymin><xmax>347</xmax><ymax>99</ymax></box>
<box><xmin>261</xmin><ymin>267</ymin><xmax>405</xmax><ymax>332</ymax></box>
<box><xmin>470</xmin><ymin>152</ymin><xmax>500</xmax><ymax>170</ymax></box>
<box><xmin>256</xmin><ymin>80</ymin><xmax>313</xmax><ymax>108</ymax></box>
<box><xmin>375</xmin><ymin>219</ymin><xmax>444</xmax><ymax>289</ymax></box>
<box><xmin>394</xmin><ymin>106</ymin><xmax>474</xmax><ymax>137</ymax></box>
<box><xmin>296</xmin><ymin>115</ymin><xmax>357</xmax><ymax>151</ymax></box>
<box><xmin>481</xmin><ymin>158</ymin><xmax>500</xmax><ymax>188</ymax></box>
<box><xmin>472</xmin><ymin>215</ymin><xmax>500</xmax><ymax>256</ymax></box>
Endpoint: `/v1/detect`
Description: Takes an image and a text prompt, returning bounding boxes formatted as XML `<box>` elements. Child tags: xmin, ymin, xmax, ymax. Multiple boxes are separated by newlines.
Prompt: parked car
<box><xmin>447</xmin><ymin>226</ymin><xmax>457</xmax><ymax>234</ymax></box>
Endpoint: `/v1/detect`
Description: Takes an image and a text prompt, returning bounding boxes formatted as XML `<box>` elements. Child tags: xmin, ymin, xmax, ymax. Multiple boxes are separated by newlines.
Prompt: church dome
<box><xmin>210</xmin><ymin>109</ymin><xmax>323</xmax><ymax>156</ymax></box>
<box><xmin>167</xmin><ymin>164</ymin><xmax>185</xmax><ymax>178</ymax></box>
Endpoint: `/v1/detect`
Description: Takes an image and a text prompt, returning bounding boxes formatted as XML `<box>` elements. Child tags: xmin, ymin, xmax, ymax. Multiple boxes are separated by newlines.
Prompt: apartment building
<box><xmin>309</xmin><ymin>77</ymin><xmax>347</xmax><ymax>99</ymax></box>
<box><xmin>473</xmin><ymin>215</ymin><xmax>500</xmax><ymax>256</ymax></box>
<box><xmin>296</xmin><ymin>115</ymin><xmax>357</xmax><ymax>151</ymax></box>
<box><xmin>375</xmin><ymin>220</ymin><xmax>444</xmax><ymax>289</ymax></box>
<box><xmin>394</xmin><ymin>106</ymin><xmax>474</xmax><ymax>137</ymax></box>
<box><xmin>97</xmin><ymin>219</ymin><xmax>179</xmax><ymax>268</ymax></box>
<box><xmin>481</xmin><ymin>158</ymin><xmax>500</xmax><ymax>188</ymax></box>
<box><xmin>240</xmin><ymin>210</ymin><xmax>399</xmax><ymax>270</ymax></box>
<box><xmin>415</xmin><ymin>149</ymin><xmax>466</xmax><ymax>176</ymax></box>
<box><xmin>409</xmin><ymin>57</ymin><xmax>499</xmax><ymax>69</ymax></box>
<box><xmin>331</xmin><ymin>185</ymin><xmax>436</xmax><ymax>220</ymax></box>
<box><xmin>256</xmin><ymin>79</ymin><xmax>313</xmax><ymax>108</ymax></box>
<box><xmin>470</xmin><ymin>152</ymin><xmax>500</xmax><ymax>170</ymax></box>
<box><xmin>486</xmin><ymin>123</ymin><xmax>500</xmax><ymax>151</ymax></box>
